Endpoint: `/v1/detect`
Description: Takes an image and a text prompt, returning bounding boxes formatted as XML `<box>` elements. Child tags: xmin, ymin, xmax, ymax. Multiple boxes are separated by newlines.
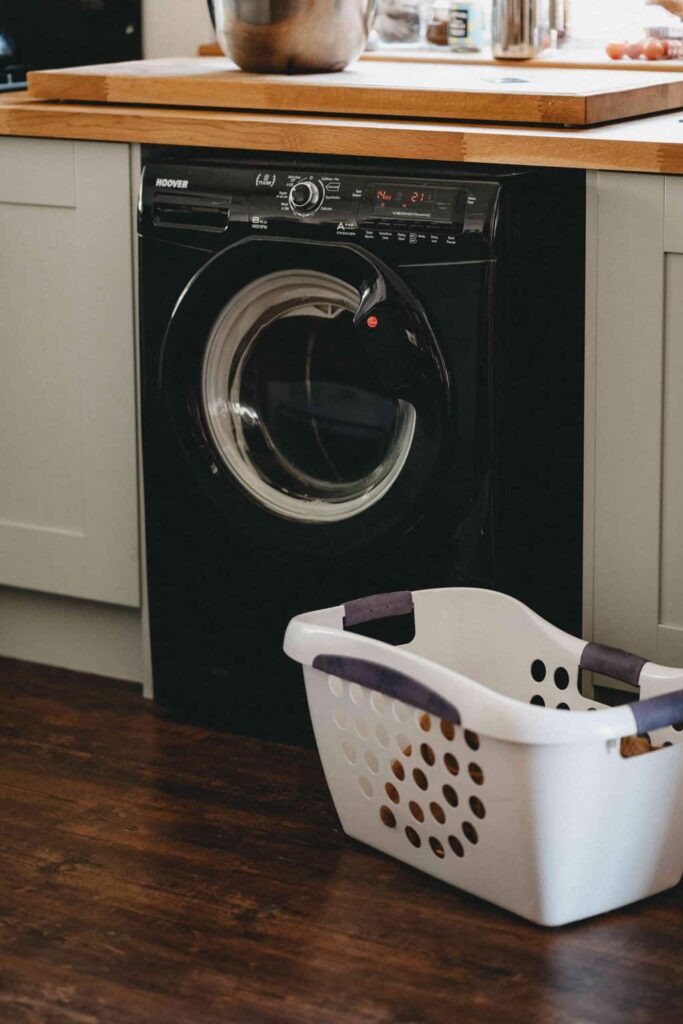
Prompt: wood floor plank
<box><xmin>0</xmin><ymin>656</ymin><xmax>679</xmax><ymax>1024</ymax></box>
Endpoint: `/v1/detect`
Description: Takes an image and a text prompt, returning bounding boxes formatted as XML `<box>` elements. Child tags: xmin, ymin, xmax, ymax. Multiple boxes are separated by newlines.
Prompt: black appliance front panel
<box><xmin>139</xmin><ymin>160</ymin><xmax>585</xmax><ymax>745</ymax></box>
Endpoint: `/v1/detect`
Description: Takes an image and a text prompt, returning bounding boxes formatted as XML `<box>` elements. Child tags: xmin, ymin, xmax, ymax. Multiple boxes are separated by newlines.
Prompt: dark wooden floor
<box><xmin>0</xmin><ymin>659</ymin><xmax>680</xmax><ymax>1024</ymax></box>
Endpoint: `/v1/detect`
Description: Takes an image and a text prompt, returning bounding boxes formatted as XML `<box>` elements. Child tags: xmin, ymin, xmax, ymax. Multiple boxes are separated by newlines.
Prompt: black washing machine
<box><xmin>139</xmin><ymin>154</ymin><xmax>585</xmax><ymax>745</ymax></box>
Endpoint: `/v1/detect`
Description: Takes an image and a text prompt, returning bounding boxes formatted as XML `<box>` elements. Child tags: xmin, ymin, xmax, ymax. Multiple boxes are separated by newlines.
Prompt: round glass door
<box><xmin>201</xmin><ymin>269</ymin><xmax>417</xmax><ymax>523</ymax></box>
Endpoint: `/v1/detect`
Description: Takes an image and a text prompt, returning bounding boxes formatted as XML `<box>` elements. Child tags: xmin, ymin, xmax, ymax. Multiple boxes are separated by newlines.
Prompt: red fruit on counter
<box><xmin>605</xmin><ymin>41</ymin><xmax>628</xmax><ymax>60</ymax></box>
<box><xmin>644</xmin><ymin>37</ymin><xmax>666</xmax><ymax>60</ymax></box>
<box><xmin>626</xmin><ymin>40</ymin><xmax>645</xmax><ymax>59</ymax></box>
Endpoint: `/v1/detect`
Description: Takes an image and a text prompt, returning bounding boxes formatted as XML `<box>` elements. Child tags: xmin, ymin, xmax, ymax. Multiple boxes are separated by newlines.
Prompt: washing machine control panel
<box><xmin>144</xmin><ymin>163</ymin><xmax>500</xmax><ymax>257</ymax></box>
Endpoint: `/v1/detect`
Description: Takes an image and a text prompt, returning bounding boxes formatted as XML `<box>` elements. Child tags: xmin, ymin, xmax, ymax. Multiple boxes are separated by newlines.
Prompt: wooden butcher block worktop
<box><xmin>26</xmin><ymin>56</ymin><xmax>683</xmax><ymax>127</ymax></box>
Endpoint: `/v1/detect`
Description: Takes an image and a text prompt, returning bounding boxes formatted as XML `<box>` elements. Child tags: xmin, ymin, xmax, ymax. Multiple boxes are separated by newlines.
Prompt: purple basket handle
<box><xmin>630</xmin><ymin>690</ymin><xmax>683</xmax><ymax>734</ymax></box>
<box><xmin>581</xmin><ymin>642</ymin><xmax>683</xmax><ymax>732</ymax></box>
<box><xmin>312</xmin><ymin>654</ymin><xmax>461</xmax><ymax>725</ymax></box>
<box><xmin>343</xmin><ymin>590</ymin><xmax>414</xmax><ymax>629</ymax></box>
<box><xmin>579</xmin><ymin>642</ymin><xmax>648</xmax><ymax>687</ymax></box>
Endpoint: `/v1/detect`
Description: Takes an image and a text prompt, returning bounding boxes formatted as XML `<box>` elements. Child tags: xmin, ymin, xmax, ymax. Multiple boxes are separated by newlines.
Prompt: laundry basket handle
<box><xmin>312</xmin><ymin>654</ymin><xmax>461</xmax><ymax>725</ymax></box>
<box><xmin>343</xmin><ymin>590</ymin><xmax>414</xmax><ymax>628</ymax></box>
<box><xmin>630</xmin><ymin>690</ymin><xmax>683</xmax><ymax>734</ymax></box>
<box><xmin>581</xmin><ymin>642</ymin><xmax>683</xmax><ymax>732</ymax></box>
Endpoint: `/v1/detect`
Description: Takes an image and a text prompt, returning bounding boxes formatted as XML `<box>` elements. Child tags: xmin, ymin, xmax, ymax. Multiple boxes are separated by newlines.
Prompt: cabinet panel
<box><xmin>0</xmin><ymin>139</ymin><xmax>139</xmax><ymax>607</ymax></box>
<box><xmin>664</xmin><ymin>176</ymin><xmax>683</xmax><ymax>254</ymax></box>
<box><xmin>660</xmin><ymin>254</ymin><xmax>683</xmax><ymax>632</ymax></box>
<box><xmin>0</xmin><ymin>138</ymin><xmax>75</xmax><ymax>207</ymax></box>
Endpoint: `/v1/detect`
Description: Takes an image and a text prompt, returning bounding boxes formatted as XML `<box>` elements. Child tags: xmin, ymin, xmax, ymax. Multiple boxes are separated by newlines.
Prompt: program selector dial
<box><xmin>288</xmin><ymin>179</ymin><xmax>324</xmax><ymax>215</ymax></box>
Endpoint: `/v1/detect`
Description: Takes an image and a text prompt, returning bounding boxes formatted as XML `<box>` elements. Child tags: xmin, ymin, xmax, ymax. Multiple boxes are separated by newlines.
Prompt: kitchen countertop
<box><xmin>3</xmin><ymin>92</ymin><xmax>683</xmax><ymax>174</ymax></box>
<box><xmin>1</xmin><ymin>657</ymin><xmax>680</xmax><ymax>1024</ymax></box>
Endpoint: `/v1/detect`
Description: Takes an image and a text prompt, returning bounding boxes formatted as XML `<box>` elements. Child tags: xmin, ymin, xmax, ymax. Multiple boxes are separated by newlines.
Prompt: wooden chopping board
<box><xmin>27</xmin><ymin>56</ymin><xmax>683</xmax><ymax>126</ymax></box>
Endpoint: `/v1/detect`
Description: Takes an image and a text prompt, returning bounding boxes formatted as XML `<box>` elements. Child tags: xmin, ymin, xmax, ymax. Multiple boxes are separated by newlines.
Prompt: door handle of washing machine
<box><xmin>312</xmin><ymin>653</ymin><xmax>462</xmax><ymax>725</ymax></box>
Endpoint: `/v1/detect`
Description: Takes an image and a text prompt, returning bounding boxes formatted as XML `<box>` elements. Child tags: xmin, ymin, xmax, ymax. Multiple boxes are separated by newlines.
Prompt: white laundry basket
<box><xmin>284</xmin><ymin>588</ymin><xmax>683</xmax><ymax>926</ymax></box>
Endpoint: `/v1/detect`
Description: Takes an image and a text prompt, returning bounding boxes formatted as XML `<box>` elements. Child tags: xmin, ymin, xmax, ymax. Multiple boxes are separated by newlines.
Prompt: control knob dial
<box><xmin>289</xmin><ymin>179</ymin><xmax>323</xmax><ymax>215</ymax></box>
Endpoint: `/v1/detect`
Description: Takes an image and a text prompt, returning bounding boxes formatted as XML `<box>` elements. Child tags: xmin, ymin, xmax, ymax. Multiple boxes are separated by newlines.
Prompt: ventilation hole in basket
<box><xmin>354</xmin><ymin>717</ymin><xmax>369</xmax><ymax>740</ymax></box>
<box><xmin>365</xmin><ymin>751</ymin><xmax>380</xmax><ymax>774</ymax></box>
<box><xmin>370</xmin><ymin>692</ymin><xmax>386</xmax><ymax>714</ymax></box>
<box><xmin>444</xmin><ymin>752</ymin><xmax>460</xmax><ymax>776</ymax></box>
<box><xmin>409</xmin><ymin>800</ymin><xmax>425</xmax><ymax>822</ymax></box>
<box><xmin>358</xmin><ymin>776</ymin><xmax>373</xmax><ymax>799</ymax></box>
<box><xmin>554</xmin><ymin>667</ymin><xmax>570</xmax><ymax>691</ymax></box>
<box><xmin>385</xmin><ymin>782</ymin><xmax>400</xmax><ymax>804</ymax></box>
<box><xmin>342</xmin><ymin>741</ymin><xmax>357</xmax><ymax>765</ymax></box>
<box><xmin>328</xmin><ymin>676</ymin><xmax>345</xmax><ymax>698</ymax></box>
<box><xmin>392</xmin><ymin>700</ymin><xmax>410</xmax><ymax>723</ymax></box>
<box><xmin>349</xmin><ymin>683</ymin><xmax>365</xmax><ymax>706</ymax></box>
<box><xmin>429</xmin><ymin>837</ymin><xmax>445</xmax><ymax>859</ymax></box>
<box><xmin>468</xmin><ymin>762</ymin><xmax>484</xmax><ymax>785</ymax></box>
<box><xmin>674</xmin><ymin>721</ymin><xmax>683</xmax><ymax>732</ymax></box>
<box><xmin>531</xmin><ymin>659</ymin><xmax>546</xmax><ymax>683</ymax></box>
<box><xmin>440</xmin><ymin>719</ymin><xmax>456</xmax><ymax>741</ymax></box>
<box><xmin>464</xmin><ymin>730</ymin><xmax>480</xmax><ymax>751</ymax></box>
<box><xmin>443</xmin><ymin>784</ymin><xmax>459</xmax><ymax>807</ymax></box>
<box><xmin>469</xmin><ymin>796</ymin><xmax>486</xmax><ymax>819</ymax></box>
<box><xmin>530</xmin><ymin>695</ymin><xmax>545</xmax><ymax>707</ymax></box>
<box><xmin>419</xmin><ymin>712</ymin><xmax>432</xmax><ymax>732</ymax></box>
<box><xmin>420</xmin><ymin>743</ymin><xmax>436</xmax><ymax>766</ymax></box>
<box><xmin>587</xmin><ymin>707</ymin><xmax>597</xmax><ymax>712</ymax></box>
<box><xmin>391</xmin><ymin>758</ymin><xmax>405</xmax><ymax>781</ymax></box>
<box><xmin>397</xmin><ymin>734</ymin><xmax>412</xmax><ymax>757</ymax></box>
<box><xmin>413</xmin><ymin>768</ymin><xmax>429</xmax><ymax>791</ymax></box>
<box><xmin>663</xmin><ymin>741</ymin><xmax>673</xmax><ymax>748</ymax></box>
<box><xmin>375</xmin><ymin>724</ymin><xmax>390</xmax><ymax>748</ymax></box>
<box><xmin>462</xmin><ymin>821</ymin><xmax>479</xmax><ymax>845</ymax></box>
<box><xmin>333</xmin><ymin>708</ymin><xmax>348</xmax><ymax>731</ymax></box>
<box><xmin>448</xmin><ymin>835</ymin><xmax>465</xmax><ymax>858</ymax></box>
<box><xmin>430</xmin><ymin>801</ymin><xmax>446</xmax><ymax>824</ymax></box>
<box><xmin>380</xmin><ymin>805</ymin><xmax>396</xmax><ymax>828</ymax></box>
<box><xmin>405</xmin><ymin>826</ymin><xmax>421</xmax><ymax>848</ymax></box>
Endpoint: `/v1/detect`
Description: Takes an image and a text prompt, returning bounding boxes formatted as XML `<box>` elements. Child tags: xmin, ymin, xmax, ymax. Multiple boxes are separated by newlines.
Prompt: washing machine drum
<box><xmin>161</xmin><ymin>237</ymin><xmax>450</xmax><ymax>547</ymax></box>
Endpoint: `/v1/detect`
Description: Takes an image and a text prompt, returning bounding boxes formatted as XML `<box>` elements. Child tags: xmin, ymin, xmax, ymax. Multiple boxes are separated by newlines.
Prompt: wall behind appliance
<box><xmin>143</xmin><ymin>0</ymin><xmax>214</xmax><ymax>58</ymax></box>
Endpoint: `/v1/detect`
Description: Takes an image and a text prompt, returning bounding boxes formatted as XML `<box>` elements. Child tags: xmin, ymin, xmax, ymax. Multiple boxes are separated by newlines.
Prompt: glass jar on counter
<box><xmin>374</xmin><ymin>1</ymin><xmax>424</xmax><ymax>46</ymax></box>
<box><xmin>448</xmin><ymin>1</ymin><xmax>483</xmax><ymax>52</ymax></box>
<box><xmin>426</xmin><ymin>3</ymin><xmax>450</xmax><ymax>45</ymax></box>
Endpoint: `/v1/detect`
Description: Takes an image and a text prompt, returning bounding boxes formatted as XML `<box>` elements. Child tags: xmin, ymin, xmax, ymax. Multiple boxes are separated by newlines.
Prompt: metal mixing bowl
<box><xmin>209</xmin><ymin>0</ymin><xmax>377</xmax><ymax>73</ymax></box>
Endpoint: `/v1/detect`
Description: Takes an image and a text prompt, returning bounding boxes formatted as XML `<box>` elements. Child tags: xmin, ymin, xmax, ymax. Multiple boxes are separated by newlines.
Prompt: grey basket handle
<box><xmin>630</xmin><ymin>690</ymin><xmax>683</xmax><ymax>734</ymax></box>
<box><xmin>580</xmin><ymin>642</ymin><xmax>648</xmax><ymax>687</ymax></box>
<box><xmin>581</xmin><ymin>642</ymin><xmax>683</xmax><ymax>732</ymax></box>
<box><xmin>343</xmin><ymin>590</ymin><xmax>414</xmax><ymax>629</ymax></box>
<box><xmin>313</xmin><ymin>654</ymin><xmax>461</xmax><ymax>725</ymax></box>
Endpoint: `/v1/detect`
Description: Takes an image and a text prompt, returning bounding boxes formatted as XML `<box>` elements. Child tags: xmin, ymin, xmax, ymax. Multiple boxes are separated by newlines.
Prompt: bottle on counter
<box><xmin>448</xmin><ymin>1</ymin><xmax>483</xmax><ymax>52</ymax></box>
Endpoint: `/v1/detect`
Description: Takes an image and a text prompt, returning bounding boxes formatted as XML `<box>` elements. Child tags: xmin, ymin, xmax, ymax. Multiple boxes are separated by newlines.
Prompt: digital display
<box><xmin>374</xmin><ymin>187</ymin><xmax>436</xmax><ymax>211</ymax></box>
<box><xmin>370</xmin><ymin>183</ymin><xmax>459</xmax><ymax>222</ymax></box>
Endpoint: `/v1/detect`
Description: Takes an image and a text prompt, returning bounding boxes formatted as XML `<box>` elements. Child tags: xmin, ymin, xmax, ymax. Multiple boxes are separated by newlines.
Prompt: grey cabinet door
<box><xmin>0</xmin><ymin>139</ymin><xmax>139</xmax><ymax>607</ymax></box>
<box><xmin>586</xmin><ymin>171</ymin><xmax>683</xmax><ymax>667</ymax></box>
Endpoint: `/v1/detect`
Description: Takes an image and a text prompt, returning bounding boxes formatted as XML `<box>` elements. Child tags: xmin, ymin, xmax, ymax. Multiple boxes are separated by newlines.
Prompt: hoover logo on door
<box><xmin>155</xmin><ymin>177</ymin><xmax>190</xmax><ymax>189</ymax></box>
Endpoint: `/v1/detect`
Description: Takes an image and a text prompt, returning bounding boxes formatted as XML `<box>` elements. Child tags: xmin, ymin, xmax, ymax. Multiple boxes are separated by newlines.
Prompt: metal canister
<box><xmin>491</xmin><ymin>0</ymin><xmax>543</xmax><ymax>59</ymax></box>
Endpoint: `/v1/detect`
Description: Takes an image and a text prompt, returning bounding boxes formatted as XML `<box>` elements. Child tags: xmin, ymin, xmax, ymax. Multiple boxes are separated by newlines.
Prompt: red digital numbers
<box><xmin>411</xmin><ymin>191</ymin><xmax>426</xmax><ymax>204</ymax></box>
<box><xmin>376</xmin><ymin>189</ymin><xmax>393</xmax><ymax>202</ymax></box>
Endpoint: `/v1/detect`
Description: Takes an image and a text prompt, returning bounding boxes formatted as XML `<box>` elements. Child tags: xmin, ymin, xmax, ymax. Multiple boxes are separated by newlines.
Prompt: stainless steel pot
<box><xmin>491</xmin><ymin>0</ymin><xmax>543</xmax><ymax>60</ymax></box>
<box><xmin>209</xmin><ymin>0</ymin><xmax>377</xmax><ymax>74</ymax></box>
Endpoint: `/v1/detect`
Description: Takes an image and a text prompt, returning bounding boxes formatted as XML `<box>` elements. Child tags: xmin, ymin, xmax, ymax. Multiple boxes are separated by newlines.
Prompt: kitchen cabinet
<box><xmin>0</xmin><ymin>138</ymin><xmax>140</xmax><ymax>608</ymax></box>
<box><xmin>585</xmin><ymin>171</ymin><xmax>683</xmax><ymax>668</ymax></box>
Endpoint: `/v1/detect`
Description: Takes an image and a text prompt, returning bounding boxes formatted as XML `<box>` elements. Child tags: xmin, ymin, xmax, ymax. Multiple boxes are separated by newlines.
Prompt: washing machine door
<box><xmin>160</xmin><ymin>237</ymin><xmax>449</xmax><ymax>549</ymax></box>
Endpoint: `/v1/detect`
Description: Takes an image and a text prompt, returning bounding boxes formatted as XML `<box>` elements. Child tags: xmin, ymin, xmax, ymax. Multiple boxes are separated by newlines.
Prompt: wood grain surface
<box><xmin>4</xmin><ymin>95</ymin><xmax>683</xmax><ymax>175</ymax></box>
<box><xmin>0</xmin><ymin>657</ymin><xmax>680</xmax><ymax>1024</ymax></box>
<box><xmin>26</xmin><ymin>56</ymin><xmax>683</xmax><ymax>126</ymax></box>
